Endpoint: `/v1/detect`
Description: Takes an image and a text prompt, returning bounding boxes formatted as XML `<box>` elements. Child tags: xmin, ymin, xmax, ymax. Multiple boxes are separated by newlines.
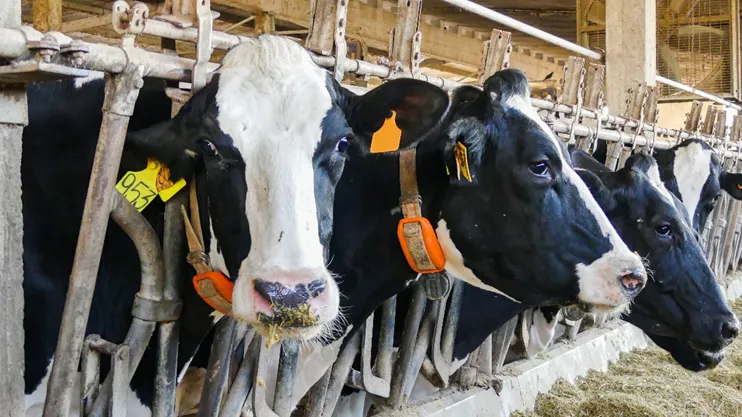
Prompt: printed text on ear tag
<box><xmin>370</xmin><ymin>110</ymin><xmax>402</xmax><ymax>153</ymax></box>
<box><xmin>454</xmin><ymin>142</ymin><xmax>472</xmax><ymax>182</ymax></box>
<box><xmin>116</xmin><ymin>158</ymin><xmax>187</xmax><ymax>212</ymax></box>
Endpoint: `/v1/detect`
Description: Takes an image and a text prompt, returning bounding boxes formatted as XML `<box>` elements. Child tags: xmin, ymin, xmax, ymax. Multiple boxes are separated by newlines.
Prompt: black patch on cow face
<box><xmin>575</xmin><ymin>151</ymin><xmax>736</xmax><ymax>354</ymax></box>
<box><xmin>437</xmin><ymin>70</ymin><xmax>613</xmax><ymax>306</ymax></box>
<box><xmin>126</xmin><ymin>74</ymin><xmax>250</xmax><ymax>279</ymax></box>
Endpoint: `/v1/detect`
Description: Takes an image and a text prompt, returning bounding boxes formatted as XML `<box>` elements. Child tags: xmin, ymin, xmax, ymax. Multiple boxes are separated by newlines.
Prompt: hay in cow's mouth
<box><xmin>515</xmin><ymin>299</ymin><xmax>742</xmax><ymax>417</ymax></box>
<box><xmin>257</xmin><ymin>303</ymin><xmax>320</xmax><ymax>329</ymax></box>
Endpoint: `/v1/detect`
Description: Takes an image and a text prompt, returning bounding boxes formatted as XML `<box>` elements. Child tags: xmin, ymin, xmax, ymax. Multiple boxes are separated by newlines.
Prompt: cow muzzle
<box><xmin>231</xmin><ymin>267</ymin><xmax>339</xmax><ymax>340</ymax></box>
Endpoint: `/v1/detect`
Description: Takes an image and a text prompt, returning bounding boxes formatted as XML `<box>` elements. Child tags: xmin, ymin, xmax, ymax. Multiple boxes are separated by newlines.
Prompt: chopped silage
<box><xmin>515</xmin><ymin>300</ymin><xmax>742</xmax><ymax>417</ymax></box>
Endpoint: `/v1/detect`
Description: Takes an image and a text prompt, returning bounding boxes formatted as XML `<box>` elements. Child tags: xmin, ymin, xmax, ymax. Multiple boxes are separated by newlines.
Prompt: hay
<box><xmin>515</xmin><ymin>299</ymin><xmax>742</xmax><ymax>417</ymax></box>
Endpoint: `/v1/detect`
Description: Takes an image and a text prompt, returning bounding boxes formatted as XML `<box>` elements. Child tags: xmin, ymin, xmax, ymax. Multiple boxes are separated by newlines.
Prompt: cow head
<box><xmin>654</xmin><ymin>139</ymin><xmax>742</xmax><ymax>231</ymax></box>
<box><xmin>574</xmin><ymin>150</ymin><xmax>740</xmax><ymax>368</ymax></box>
<box><xmin>646</xmin><ymin>333</ymin><xmax>727</xmax><ymax>371</ymax></box>
<box><xmin>125</xmin><ymin>35</ymin><xmax>449</xmax><ymax>341</ymax></box>
<box><xmin>435</xmin><ymin>69</ymin><xmax>646</xmax><ymax>312</ymax></box>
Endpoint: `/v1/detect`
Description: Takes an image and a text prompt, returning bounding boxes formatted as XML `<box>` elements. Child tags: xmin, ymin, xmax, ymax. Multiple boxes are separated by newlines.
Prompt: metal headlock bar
<box><xmin>3</xmin><ymin>0</ymin><xmax>742</xmax><ymax>416</ymax></box>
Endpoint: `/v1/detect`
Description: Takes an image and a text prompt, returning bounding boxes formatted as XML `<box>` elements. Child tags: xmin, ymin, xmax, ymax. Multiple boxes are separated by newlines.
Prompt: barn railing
<box><xmin>2</xmin><ymin>0</ymin><xmax>742</xmax><ymax>416</ymax></box>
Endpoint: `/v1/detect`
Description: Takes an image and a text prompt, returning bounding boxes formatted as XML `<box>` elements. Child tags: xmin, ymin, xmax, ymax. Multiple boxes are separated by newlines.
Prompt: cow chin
<box><xmin>230</xmin><ymin>270</ymin><xmax>341</xmax><ymax>342</ymax></box>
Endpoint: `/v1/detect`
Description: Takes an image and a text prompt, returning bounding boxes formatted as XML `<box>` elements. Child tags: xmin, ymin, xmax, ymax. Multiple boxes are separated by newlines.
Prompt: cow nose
<box><xmin>721</xmin><ymin>318</ymin><xmax>740</xmax><ymax>342</ymax></box>
<box><xmin>619</xmin><ymin>270</ymin><xmax>645</xmax><ymax>298</ymax></box>
<box><xmin>253</xmin><ymin>278</ymin><xmax>326</xmax><ymax>308</ymax></box>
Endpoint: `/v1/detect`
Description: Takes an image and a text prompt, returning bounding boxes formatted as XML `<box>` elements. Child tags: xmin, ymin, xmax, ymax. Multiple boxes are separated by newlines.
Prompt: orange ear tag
<box><xmin>370</xmin><ymin>110</ymin><xmax>402</xmax><ymax>153</ymax></box>
<box><xmin>192</xmin><ymin>271</ymin><xmax>234</xmax><ymax>315</ymax></box>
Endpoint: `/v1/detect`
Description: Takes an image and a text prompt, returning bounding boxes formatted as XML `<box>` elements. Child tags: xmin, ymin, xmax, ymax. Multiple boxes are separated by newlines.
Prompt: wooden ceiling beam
<box><xmin>33</xmin><ymin>0</ymin><xmax>63</xmax><ymax>31</ymax></box>
<box><xmin>62</xmin><ymin>13</ymin><xmax>111</xmax><ymax>32</ymax></box>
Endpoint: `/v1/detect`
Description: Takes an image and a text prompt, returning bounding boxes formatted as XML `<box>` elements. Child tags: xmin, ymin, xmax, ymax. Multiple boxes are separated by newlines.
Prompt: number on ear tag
<box><xmin>370</xmin><ymin>110</ymin><xmax>402</xmax><ymax>153</ymax></box>
<box><xmin>454</xmin><ymin>142</ymin><xmax>472</xmax><ymax>182</ymax></box>
<box><xmin>116</xmin><ymin>159</ymin><xmax>187</xmax><ymax>212</ymax></box>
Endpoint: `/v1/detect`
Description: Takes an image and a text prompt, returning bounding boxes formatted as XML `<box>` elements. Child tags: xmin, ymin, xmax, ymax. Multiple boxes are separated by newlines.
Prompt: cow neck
<box><xmin>182</xmin><ymin>178</ymin><xmax>235</xmax><ymax>315</ymax></box>
<box><xmin>396</xmin><ymin>148</ymin><xmax>446</xmax><ymax>275</ymax></box>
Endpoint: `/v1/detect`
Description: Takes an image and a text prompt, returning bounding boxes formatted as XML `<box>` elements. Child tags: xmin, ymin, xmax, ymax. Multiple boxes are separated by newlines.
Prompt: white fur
<box><xmin>436</xmin><ymin>219</ymin><xmax>520</xmax><ymax>302</ymax></box>
<box><xmin>673</xmin><ymin>141</ymin><xmax>713</xmax><ymax>221</ymax></box>
<box><xmin>212</xmin><ymin>36</ymin><xmax>339</xmax><ymax>328</ymax></box>
<box><xmin>522</xmin><ymin>308</ymin><xmax>559</xmax><ymax>358</ymax></box>
<box><xmin>25</xmin><ymin>357</ymin><xmax>150</xmax><ymax>417</ymax></box>
<box><xmin>503</xmin><ymin>94</ymin><xmax>642</xmax><ymax>308</ymax></box>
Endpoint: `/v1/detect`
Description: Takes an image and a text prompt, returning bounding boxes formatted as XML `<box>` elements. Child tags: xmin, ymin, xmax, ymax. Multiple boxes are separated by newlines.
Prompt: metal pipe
<box><xmin>218</xmin><ymin>334</ymin><xmax>260</xmax><ymax>417</ymax></box>
<box><xmin>196</xmin><ymin>317</ymin><xmax>239</xmax><ymax>417</ymax></box>
<box><xmin>389</xmin><ymin>284</ymin><xmax>427</xmax><ymax>407</ymax></box>
<box><xmin>320</xmin><ymin>331</ymin><xmax>362</xmax><ymax>417</ymax></box>
<box><xmin>657</xmin><ymin>75</ymin><xmax>742</xmax><ymax>111</ymax></box>
<box><xmin>42</xmin><ymin>66</ymin><xmax>145</xmax><ymax>417</ymax></box>
<box><xmin>273</xmin><ymin>341</ymin><xmax>300</xmax><ymax>417</ymax></box>
<box><xmin>402</xmin><ymin>301</ymin><xmax>438</xmax><ymax>401</ymax></box>
<box><xmin>153</xmin><ymin>192</ymin><xmax>187</xmax><ymax>417</ymax></box>
<box><xmin>0</xmin><ymin>28</ymin><xmax>218</xmax><ymax>81</ymax></box>
<box><xmin>89</xmin><ymin>190</ymin><xmax>170</xmax><ymax>417</ymax></box>
<box><xmin>437</xmin><ymin>0</ymin><xmax>602</xmax><ymax>60</ymax></box>
<box><xmin>376</xmin><ymin>296</ymin><xmax>397</xmax><ymax>381</ymax></box>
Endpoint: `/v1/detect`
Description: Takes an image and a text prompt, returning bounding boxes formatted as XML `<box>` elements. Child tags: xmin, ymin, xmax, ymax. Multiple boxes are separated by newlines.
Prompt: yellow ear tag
<box><xmin>454</xmin><ymin>142</ymin><xmax>472</xmax><ymax>182</ymax></box>
<box><xmin>115</xmin><ymin>159</ymin><xmax>187</xmax><ymax>212</ymax></box>
<box><xmin>370</xmin><ymin>110</ymin><xmax>402</xmax><ymax>153</ymax></box>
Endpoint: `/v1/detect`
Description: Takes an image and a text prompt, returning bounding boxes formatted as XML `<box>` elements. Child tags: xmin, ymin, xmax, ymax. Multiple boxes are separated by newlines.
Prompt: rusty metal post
<box><xmin>0</xmin><ymin>1</ymin><xmax>26</xmax><ymax>416</ymax></box>
<box><xmin>477</xmin><ymin>29</ymin><xmax>511</xmax><ymax>85</ymax></box>
<box><xmin>153</xmin><ymin>191</ymin><xmax>187</xmax><ymax>417</ymax></box>
<box><xmin>196</xmin><ymin>317</ymin><xmax>238</xmax><ymax>417</ymax></box>
<box><xmin>42</xmin><ymin>63</ymin><xmax>145</xmax><ymax>417</ymax></box>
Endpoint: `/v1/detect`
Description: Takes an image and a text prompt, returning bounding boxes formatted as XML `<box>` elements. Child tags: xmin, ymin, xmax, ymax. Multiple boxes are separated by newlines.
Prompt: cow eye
<box><xmin>335</xmin><ymin>136</ymin><xmax>350</xmax><ymax>153</ymax></box>
<box><xmin>655</xmin><ymin>224</ymin><xmax>672</xmax><ymax>237</ymax></box>
<box><xmin>198</xmin><ymin>139</ymin><xmax>218</xmax><ymax>157</ymax></box>
<box><xmin>528</xmin><ymin>161</ymin><xmax>550</xmax><ymax>178</ymax></box>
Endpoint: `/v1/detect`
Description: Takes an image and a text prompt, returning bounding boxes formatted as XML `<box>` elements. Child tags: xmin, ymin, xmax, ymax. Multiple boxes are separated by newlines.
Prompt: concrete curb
<box><xmin>376</xmin><ymin>276</ymin><xmax>742</xmax><ymax>417</ymax></box>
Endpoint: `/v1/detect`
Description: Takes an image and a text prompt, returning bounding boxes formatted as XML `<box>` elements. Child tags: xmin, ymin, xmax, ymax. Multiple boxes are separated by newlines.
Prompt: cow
<box><xmin>327</xmin><ymin>149</ymin><xmax>739</xmax><ymax>417</ymax></box>
<box><xmin>181</xmin><ymin>68</ymin><xmax>649</xmax><ymax>415</ymax></box>
<box><xmin>23</xmin><ymin>34</ymin><xmax>450</xmax><ymax>416</ymax></box>
<box><xmin>451</xmin><ymin>150</ymin><xmax>739</xmax><ymax>380</ymax></box>
<box><xmin>593</xmin><ymin>138</ymin><xmax>742</xmax><ymax>232</ymax></box>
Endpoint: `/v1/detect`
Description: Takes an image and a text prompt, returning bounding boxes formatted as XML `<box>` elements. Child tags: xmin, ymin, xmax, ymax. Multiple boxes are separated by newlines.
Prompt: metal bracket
<box><xmin>478</xmin><ymin>29</ymin><xmax>511</xmax><ymax>85</ymax></box>
<box><xmin>332</xmin><ymin>0</ymin><xmax>348</xmax><ymax>82</ymax></box>
<box><xmin>131</xmin><ymin>294</ymin><xmax>183</xmax><ymax>322</ymax></box>
<box><xmin>81</xmin><ymin>335</ymin><xmax>131</xmax><ymax>417</ymax></box>
<box><xmin>684</xmin><ymin>100</ymin><xmax>704</xmax><ymax>135</ymax></box>
<box><xmin>112</xmin><ymin>1</ymin><xmax>149</xmax><ymax>35</ymax></box>
<box><xmin>389</xmin><ymin>0</ymin><xmax>422</xmax><ymax>76</ymax></box>
<box><xmin>557</xmin><ymin>56</ymin><xmax>586</xmax><ymax>145</ymax></box>
<box><xmin>580</xmin><ymin>63</ymin><xmax>605</xmax><ymax>152</ymax></box>
<box><xmin>191</xmin><ymin>0</ymin><xmax>213</xmax><ymax>92</ymax></box>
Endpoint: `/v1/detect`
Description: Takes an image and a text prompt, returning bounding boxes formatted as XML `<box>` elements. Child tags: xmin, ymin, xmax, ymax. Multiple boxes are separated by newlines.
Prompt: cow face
<box><xmin>575</xmin><ymin>151</ymin><xmax>740</xmax><ymax>365</ymax></box>
<box><xmin>435</xmin><ymin>69</ymin><xmax>646</xmax><ymax>312</ymax></box>
<box><xmin>647</xmin><ymin>333</ymin><xmax>727</xmax><ymax>371</ymax></box>
<box><xmin>654</xmin><ymin>139</ymin><xmax>742</xmax><ymax>231</ymax></box>
<box><xmin>125</xmin><ymin>35</ymin><xmax>449</xmax><ymax>341</ymax></box>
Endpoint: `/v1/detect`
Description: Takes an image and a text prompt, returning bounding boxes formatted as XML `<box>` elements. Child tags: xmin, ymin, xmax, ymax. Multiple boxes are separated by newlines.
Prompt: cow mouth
<box><xmin>690</xmin><ymin>348</ymin><xmax>726</xmax><ymax>371</ymax></box>
<box><xmin>575</xmin><ymin>301</ymin><xmax>629</xmax><ymax>315</ymax></box>
<box><xmin>256</xmin><ymin>303</ymin><xmax>320</xmax><ymax>329</ymax></box>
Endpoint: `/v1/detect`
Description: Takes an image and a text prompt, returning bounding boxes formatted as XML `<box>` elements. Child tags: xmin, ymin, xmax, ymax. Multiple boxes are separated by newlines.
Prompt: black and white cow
<box><xmin>446</xmin><ymin>150</ymin><xmax>739</xmax><ymax>382</ymax></box>
<box><xmin>23</xmin><ymin>34</ymin><xmax>450</xmax><ymax>416</ymax></box>
<box><xmin>193</xmin><ymin>68</ymin><xmax>650</xmax><ymax>413</ymax></box>
<box><xmin>594</xmin><ymin>138</ymin><xmax>742</xmax><ymax>232</ymax></box>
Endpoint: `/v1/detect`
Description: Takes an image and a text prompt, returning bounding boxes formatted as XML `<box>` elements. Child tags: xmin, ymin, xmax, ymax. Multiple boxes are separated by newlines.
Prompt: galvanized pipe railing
<box><xmin>42</xmin><ymin>65</ymin><xmax>146</xmax><ymax>417</ymax></box>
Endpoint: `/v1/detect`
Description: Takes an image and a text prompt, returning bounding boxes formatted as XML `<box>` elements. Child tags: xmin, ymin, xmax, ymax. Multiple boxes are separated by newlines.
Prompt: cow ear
<box><xmin>720</xmin><ymin>172</ymin><xmax>742</xmax><ymax>200</ymax></box>
<box><xmin>125</xmin><ymin>118</ymin><xmax>196</xmax><ymax>181</ymax></box>
<box><xmin>575</xmin><ymin>168</ymin><xmax>618</xmax><ymax>213</ymax></box>
<box><xmin>623</xmin><ymin>152</ymin><xmax>657</xmax><ymax>176</ymax></box>
<box><xmin>347</xmin><ymin>78</ymin><xmax>450</xmax><ymax>152</ymax></box>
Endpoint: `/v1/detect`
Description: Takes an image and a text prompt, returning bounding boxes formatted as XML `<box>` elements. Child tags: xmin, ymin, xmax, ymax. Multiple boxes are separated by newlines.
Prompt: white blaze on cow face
<box><xmin>212</xmin><ymin>36</ymin><xmax>339</xmax><ymax>340</ymax></box>
<box><xmin>672</xmin><ymin>141</ymin><xmax>713</xmax><ymax>223</ymax></box>
<box><xmin>502</xmin><ymin>93</ymin><xmax>645</xmax><ymax>312</ymax></box>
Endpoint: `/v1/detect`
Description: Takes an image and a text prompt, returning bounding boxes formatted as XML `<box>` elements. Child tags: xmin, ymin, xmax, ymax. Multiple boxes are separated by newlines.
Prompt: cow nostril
<box><xmin>308</xmin><ymin>279</ymin><xmax>326</xmax><ymax>298</ymax></box>
<box><xmin>619</xmin><ymin>272</ymin><xmax>645</xmax><ymax>297</ymax></box>
<box><xmin>253</xmin><ymin>279</ymin><xmax>311</xmax><ymax>308</ymax></box>
<box><xmin>721</xmin><ymin>320</ymin><xmax>740</xmax><ymax>341</ymax></box>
